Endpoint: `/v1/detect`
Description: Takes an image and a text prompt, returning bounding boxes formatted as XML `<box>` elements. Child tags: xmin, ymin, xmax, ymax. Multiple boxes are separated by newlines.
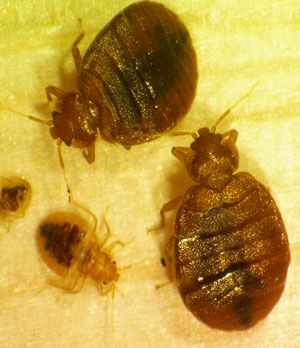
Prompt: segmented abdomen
<box><xmin>174</xmin><ymin>173</ymin><xmax>290</xmax><ymax>330</ymax></box>
<box><xmin>78</xmin><ymin>1</ymin><xmax>198</xmax><ymax>146</ymax></box>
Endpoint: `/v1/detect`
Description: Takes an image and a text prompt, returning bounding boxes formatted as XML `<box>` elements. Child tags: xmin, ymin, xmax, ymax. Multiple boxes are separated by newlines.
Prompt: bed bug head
<box><xmin>172</xmin><ymin>82</ymin><xmax>259</xmax><ymax>191</ymax></box>
<box><xmin>88</xmin><ymin>249</ymin><xmax>120</xmax><ymax>286</ymax></box>
<box><xmin>49</xmin><ymin>91</ymin><xmax>98</xmax><ymax>149</ymax></box>
<box><xmin>172</xmin><ymin>127</ymin><xmax>239</xmax><ymax>191</ymax></box>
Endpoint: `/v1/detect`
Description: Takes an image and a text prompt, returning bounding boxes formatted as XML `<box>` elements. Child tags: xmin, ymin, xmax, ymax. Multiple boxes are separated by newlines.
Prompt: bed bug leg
<box><xmin>72</xmin><ymin>18</ymin><xmax>85</xmax><ymax>72</ymax></box>
<box><xmin>171</xmin><ymin>146</ymin><xmax>192</xmax><ymax>165</ymax></box>
<box><xmin>47</xmin><ymin>263</ymin><xmax>87</xmax><ymax>293</ymax></box>
<box><xmin>57</xmin><ymin>139</ymin><xmax>72</xmax><ymax>201</ymax></box>
<box><xmin>0</xmin><ymin>109</ymin><xmax>73</xmax><ymax>198</ymax></box>
<box><xmin>100</xmin><ymin>217</ymin><xmax>125</xmax><ymax>250</ymax></box>
<box><xmin>97</xmin><ymin>282</ymin><xmax>116</xmax><ymax>297</ymax></box>
<box><xmin>4</xmin><ymin>219</ymin><xmax>12</xmax><ymax>233</ymax></box>
<box><xmin>148</xmin><ymin>195</ymin><xmax>183</xmax><ymax>232</ymax></box>
<box><xmin>61</xmin><ymin>277</ymin><xmax>86</xmax><ymax>293</ymax></box>
<box><xmin>105</xmin><ymin>240</ymin><xmax>125</xmax><ymax>252</ymax></box>
<box><xmin>221</xmin><ymin>129</ymin><xmax>239</xmax><ymax>165</ymax></box>
<box><xmin>68</xmin><ymin>198</ymin><xmax>98</xmax><ymax>238</ymax></box>
<box><xmin>222</xmin><ymin>128</ymin><xmax>238</xmax><ymax>145</ymax></box>
<box><xmin>160</xmin><ymin>195</ymin><xmax>183</xmax><ymax>227</ymax></box>
<box><xmin>45</xmin><ymin>85</ymin><xmax>65</xmax><ymax>102</ymax></box>
<box><xmin>82</xmin><ymin>142</ymin><xmax>95</xmax><ymax>164</ymax></box>
<box><xmin>222</xmin><ymin>129</ymin><xmax>238</xmax><ymax>144</ymax></box>
<box><xmin>97</xmin><ymin>214</ymin><xmax>110</xmax><ymax>246</ymax></box>
<box><xmin>155</xmin><ymin>236</ymin><xmax>176</xmax><ymax>289</ymax></box>
<box><xmin>163</xmin><ymin>236</ymin><xmax>175</xmax><ymax>281</ymax></box>
<box><xmin>100</xmin><ymin>217</ymin><xmax>125</xmax><ymax>252</ymax></box>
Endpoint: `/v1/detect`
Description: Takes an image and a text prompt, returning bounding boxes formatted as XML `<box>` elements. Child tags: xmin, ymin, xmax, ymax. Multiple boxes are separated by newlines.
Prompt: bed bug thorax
<box><xmin>158</xmin><ymin>82</ymin><xmax>258</xmax><ymax>226</ymax></box>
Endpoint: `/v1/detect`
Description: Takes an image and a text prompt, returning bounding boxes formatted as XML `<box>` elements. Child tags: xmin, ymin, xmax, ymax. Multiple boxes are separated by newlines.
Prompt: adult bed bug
<box><xmin>159</xmin><ymin>88</ymin><xmax>290</xmax><ymax>330</ymax></box>
<box><xmin>0</xmin><ymin>177</ymin><xmax>32</xmax><ymax>224</ymax></box>
<box><xmin>38</xmin><ymin>205</ymin><xmax>121</xmax><ymax>294</ymax></box>
<box><xmin>18</xmin><ymin>1</ymin><xmax>197</xmax><ymax>163</ymax></box>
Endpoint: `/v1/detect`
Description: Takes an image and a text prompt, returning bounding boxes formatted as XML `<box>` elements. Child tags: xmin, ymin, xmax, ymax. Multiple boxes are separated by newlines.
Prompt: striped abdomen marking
<box><xmin>78</xmin><ymin>1</ymin><xmax>198</xmax><ymax>145</ymax></box>
<box><xmin>174</xmin><ymin>173</ymin><xmax>290</xmax><ymax>330</ymax></box>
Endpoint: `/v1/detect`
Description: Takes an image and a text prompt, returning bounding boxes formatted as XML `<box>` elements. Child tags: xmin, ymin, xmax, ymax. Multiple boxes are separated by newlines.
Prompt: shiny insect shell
<box><xmin>161</xmin><ymin>126</ymin><xmax>290</xmax><ymax>330</ymax></box>
<box><xmin>38</xmin><ymin>211</ymin><xmax>119</xmax><ymax>293</ymax></box>
<box><xmin>45</xmin><ymin>0</ymin><xmax>198</xmax><ymax>163</ymax></box>
<box><xmin>0</xmin><ymin>177</ymin><xmax>32</xmax><ymax>219</ymax></box>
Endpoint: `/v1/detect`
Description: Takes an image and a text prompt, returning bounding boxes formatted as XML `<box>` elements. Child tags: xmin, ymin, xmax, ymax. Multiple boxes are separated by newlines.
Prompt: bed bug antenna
<box><xmin>171</xmin><ymin>82</ymin><xmax>259</xmax><ymax>141</ymax></box>
<box><xmin>3</xmin><ymin>107</ymin><xmax>53</xmax><ymax>126</ymax></box>
<box><xmin>212</xmin><ymin>81</ymin><xmax>259</xmax><ymax>133</ymax></box>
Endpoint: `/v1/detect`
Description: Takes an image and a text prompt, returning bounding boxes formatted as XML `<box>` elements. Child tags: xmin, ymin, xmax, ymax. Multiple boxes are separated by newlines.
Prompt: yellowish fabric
<box><xmin>0</xmin><ymin>0</ymin><xmax>299</xmax><ymax>347</ymax></box>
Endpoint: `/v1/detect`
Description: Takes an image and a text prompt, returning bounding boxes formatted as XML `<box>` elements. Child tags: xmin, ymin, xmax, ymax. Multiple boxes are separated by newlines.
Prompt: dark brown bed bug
<box><xmin>160</xmin><ymin>95</ymin><xmax>290</xmax><ymax>330</ymax></box>
<box><xmin>38</xmin><ymin>206</ymin><xmax>121</xmax><ymax>294</ymax></box>
<box><xmin>39</xmin><ymin>0</ymin><xmax>197</xmax><ymax>163</ymax></box>
<box><xmin>0</xmin><ymin>177</ymin><xmax>32</xmax><ymax>221</ymax></box>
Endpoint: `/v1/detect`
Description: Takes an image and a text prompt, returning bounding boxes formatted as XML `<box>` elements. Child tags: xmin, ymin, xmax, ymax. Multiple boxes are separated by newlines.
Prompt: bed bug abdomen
<box><xmin>40</xmin><ymin>216</ymin><xmax>83</xmax><ymax>268</ymax></box>
<box><xmin>77</xmin><ymin>1</ymin><xmax>198</xmax><ymax>146</ymax></box>
<box><xmin>175</xmin><ymin>173</ymin><xmax>290</xmax><ymax>330</ymax></box>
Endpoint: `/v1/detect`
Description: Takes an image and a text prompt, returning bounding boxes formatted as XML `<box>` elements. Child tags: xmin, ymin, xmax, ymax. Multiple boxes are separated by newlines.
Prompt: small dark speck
<box><xmin>234</xmin><ymin>296</ymin><xmax>252</xmax><ymax>327</ymax></box>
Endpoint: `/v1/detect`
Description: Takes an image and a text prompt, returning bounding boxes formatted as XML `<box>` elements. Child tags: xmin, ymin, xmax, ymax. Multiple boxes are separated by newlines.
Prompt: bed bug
<box><xmin>38</xmin><ymin>205</ymin><xmax>121</xmax><ymax>294</ymax></box>
<box><xmin>159</xmin><ymin>87</ymin><xmax>290</xmax><ymax>330</ymax></box>
<box><xmin>0</xmin><ymin>177</ymin><xmax>32</xmax><ymax>223</ymax></box>
<box><xmin>11</xmin><ymin>1</ymin><xmax>197</xmax><ymax>164</ymax></box>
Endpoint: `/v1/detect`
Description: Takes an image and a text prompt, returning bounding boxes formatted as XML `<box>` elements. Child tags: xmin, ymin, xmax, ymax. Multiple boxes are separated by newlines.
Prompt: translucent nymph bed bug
<box><xmin>38</xmin><ymin>204</ymin><xmax>121</xmax><ymax>294</ymax></box>
<box><xmin>0</xmin><ymin>177</ymin><xmax>32</xmax><ymax>227</ymax></box>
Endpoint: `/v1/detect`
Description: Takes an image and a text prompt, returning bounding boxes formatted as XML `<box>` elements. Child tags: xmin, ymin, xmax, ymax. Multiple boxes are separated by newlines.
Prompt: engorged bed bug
<box><xmin>38</xmin><ymin>205</ymin><xmax>121</xmax><ymax>294</ymax></box>
<box><xmin>159</xmin><ymin>87</ymin><xmax>290</xmax><ymax>330</ymax></box>
<box><xmin>11</xmin><ymin>1</ymin><xmax>197</xmax><ymax>164</ymax></box>
<box><xmin>0</xmin><ymin>177</ymin><xmax>32</xmax><ymax>223</ymax></box>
